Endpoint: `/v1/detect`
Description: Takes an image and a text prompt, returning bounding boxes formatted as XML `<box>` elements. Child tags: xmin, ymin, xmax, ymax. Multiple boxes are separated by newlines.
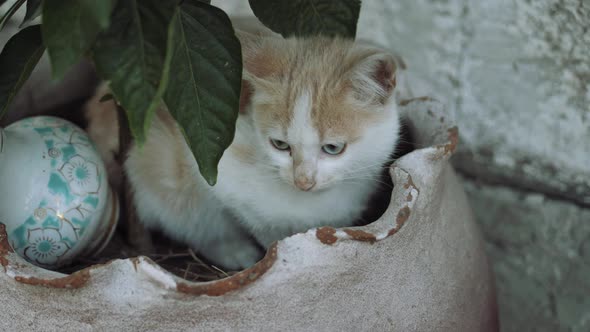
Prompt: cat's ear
<box><xmin>238</xmin><ymin>64</ymin><xmax>276</xmax><ymax>114</ymax></box>
<box><xmin>237</xmin><ymin>30</ymin><xmax>283</xmax><ymax>79</ymax></box>
<box><xmin>239</xmin><ymin>79</ymin><xmax>253</xmax><ymax>114</ymax></box>
<box><xmin>237</xmin><ymin>30</ymin><xmax>281</xmax><ymax>113</ymax></box>
<box><xmin>350</xmin><ymin>50</ymin><xmax>400</xmax><ymax>105</ymax></box>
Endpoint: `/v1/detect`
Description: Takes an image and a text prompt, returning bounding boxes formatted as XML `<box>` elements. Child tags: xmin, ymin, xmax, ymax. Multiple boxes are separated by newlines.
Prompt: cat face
<box><xmin>250</xmin><ymin>88</ymin><xmax>399</xmax><ymax>192</ymax></box>
<box><xmin>238</xmin><ymin>35</ymin><xmax>401</xmax><ymax>192</ymax></box>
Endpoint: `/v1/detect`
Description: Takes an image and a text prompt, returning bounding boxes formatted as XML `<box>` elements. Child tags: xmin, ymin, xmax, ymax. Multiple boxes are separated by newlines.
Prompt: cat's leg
<box><xmin>84</xmin><ymin>83</ymin><xmax>155</xmax><ymax>252</ymax></box>
<box><xmin>129</xmin><ymin>178</ymin><xmax>264</xmax><ymax>270</ymax></box>
<box><xmin>122</xmin><ymin>174</ymin><xmax>154</xmax><ymax>254</ymax></box>
<box><xmin>251</xmin><ymin>226</ymin><xmax>294</xmax><ymax>249</ymax></box>
<box><xmin>131</xmin><ymin>190</ymin><xmax>263</xmax><ymax>270</ymax></box>
<box><xmin>200</xmin><ymin>225</ymin><xmax>264</xmax><ymax>271</ymax></box>
<box><xmin>189</xmin><ymin>204</ymin><xmax>264</xmax><ymax>270</ymax></box>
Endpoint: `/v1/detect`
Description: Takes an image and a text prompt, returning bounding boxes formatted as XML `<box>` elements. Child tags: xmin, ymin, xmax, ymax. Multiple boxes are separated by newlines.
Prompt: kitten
<box><xmin>85</xmin><ymin>31</ymin><xmax>403</xmax><ymax>270</ymax></box>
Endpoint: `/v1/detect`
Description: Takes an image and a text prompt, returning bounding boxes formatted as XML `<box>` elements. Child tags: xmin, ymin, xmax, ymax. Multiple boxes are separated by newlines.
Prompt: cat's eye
<box><xmin>322</xmin><ymin>143</ymin><xmax>346</xmax><ymax>155</ymax></box>
<box><xmin>270</xmin><ymin>138</ymin><xmax>290</xmax><ymax>151</ymax></box>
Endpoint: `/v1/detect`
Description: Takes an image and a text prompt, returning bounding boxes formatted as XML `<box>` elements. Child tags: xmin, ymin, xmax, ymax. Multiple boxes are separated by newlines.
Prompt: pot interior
<box><xmin>4</xmin><ymin>96</ymin><xmax>459</xmax><ymax>286</ymax></box>
<box><xmin>50</xmin><ymin>117</ymin><xmax>417</xmax><ymax>281</ymax></box>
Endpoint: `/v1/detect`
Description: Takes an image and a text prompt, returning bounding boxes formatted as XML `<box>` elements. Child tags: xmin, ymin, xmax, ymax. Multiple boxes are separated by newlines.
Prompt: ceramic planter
<box><xmin>0</xmin><ymin>116</ymin><xmax>118</xmax><ymax>269</ymax></box>
<box><xmin>0</xmin><ymin>99</ymin><xmax>497</xmax><ymax>331</ymax></box>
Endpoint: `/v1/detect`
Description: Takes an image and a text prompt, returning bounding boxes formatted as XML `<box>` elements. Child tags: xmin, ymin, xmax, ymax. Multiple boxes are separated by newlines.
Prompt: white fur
<box><xmin>121</xmin><ymin>81</ymin><xmax>401</xmax><ymax>269</ymax></box>
<box><xmin>123</xmin><ymin>87</ymin><xmax>399</xmax><ymax>270</ymax></box>
<box><xmin>113</xmin><ymin>34</ymin><xmax>405</xmax><ymax>270</ymax></box>
<box><xmin>213</xmin><ymin>90</ymin><xmax>399</xmax><ymax>261</ymax></box>
<box><xmin>125</xmin><ymin>113</ymin><xmax>262</xmax><ymax>269</ymax></box>
<box><xmin>286</xmin><ymin>90</ymin><xmax>319</xmax><ymax>189</ymax></box>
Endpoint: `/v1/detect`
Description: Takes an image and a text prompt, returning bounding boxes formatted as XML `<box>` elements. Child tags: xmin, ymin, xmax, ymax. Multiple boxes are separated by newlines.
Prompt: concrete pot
<box><xmin>0</xmin><ymin>99</ymin><xmax>497</xmax><ymax>331</ymax></box>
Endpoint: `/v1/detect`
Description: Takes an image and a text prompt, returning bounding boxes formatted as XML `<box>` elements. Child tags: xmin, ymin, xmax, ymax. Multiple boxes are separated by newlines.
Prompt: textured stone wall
<box><xmin>365</xmin><ymin>0</ymin><xmax>589</xmax><ymax>205</ymax></box>
<box><xmin>216</xmin><ymin>1</ymin><xmax>590</xmax><ymax>330</ymax></box>
<box><xmin>464</xmin><ymin>178</ymin><xmax>590</xmax><ymax>331</ymax></box>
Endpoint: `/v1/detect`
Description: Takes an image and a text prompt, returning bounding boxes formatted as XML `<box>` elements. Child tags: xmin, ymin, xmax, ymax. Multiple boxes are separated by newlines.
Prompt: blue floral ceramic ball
<box><xmin>0</xmin><ymin>116</ymin><xmax>118</xmax><ymax>269</ymax></box>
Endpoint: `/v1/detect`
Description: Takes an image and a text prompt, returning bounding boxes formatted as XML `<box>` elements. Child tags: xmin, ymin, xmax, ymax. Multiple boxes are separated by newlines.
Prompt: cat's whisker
<box><xmin>344</xmin><ymin>161</ymin><xmax>396</xmax><ymax>174</ymax></box>
<box><xmin>343</xmin><ymin>177</ymin><xmax>394</xmax><ymax>189</ymax></box>
<box><xmin>234</xmin><ymin>156</ymin><xmax>280</xmax><ymax>170</ymax></box>
<box><xmin>341</xmin><ymin>175</ymin><xmax>391</xmax><ymax>183</ymax></box>
<box><xmin>340</xmin><ymin>173</ymin><xmax>393</xmax><ymax>185</ymax></box>
<box><xmin>345</xmin><ymin>166</ymin><xmax>391</xmax><ymax>175</ymax></box>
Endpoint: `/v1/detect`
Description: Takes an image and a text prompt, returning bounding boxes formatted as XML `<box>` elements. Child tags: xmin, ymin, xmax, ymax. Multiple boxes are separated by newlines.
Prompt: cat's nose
<box><xmin>294</xmin><ymin>177</ymin><xmax>316</xmax><ymax>191</ymax></box>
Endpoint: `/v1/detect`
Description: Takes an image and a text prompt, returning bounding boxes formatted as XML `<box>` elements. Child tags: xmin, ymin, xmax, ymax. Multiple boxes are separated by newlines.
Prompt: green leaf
<box><xmin>20</xmin><ymin>0</ymin><xmax>42</xmax><ymax>27</ymax></box>
<box><xmin>164</xmin><ymin>2</ymin><xmax>242</xmax><ymax>186</ymax></box>
<box><xmin>91</xmin><ymin>0</ymin><xmax>177</xmax><ymax>144</ymax></box>
<box><xmin>0</xmin><ymin>25</ymin><xmax>44</xmax><ymax>119</ymax></box>
<box><xmin>248</xmin><ymin>0</ymin><xmax>361</xmax><ymax>38</ymax></box>
<box><xmin>42</xmin><ymin>0</ymin><xmax>118</xmax><ymax>79</ymax></box>
<box><xmin>0</xmin><ymin>0</ymin><xmax>26</xmax><ymax>31</ymax></box>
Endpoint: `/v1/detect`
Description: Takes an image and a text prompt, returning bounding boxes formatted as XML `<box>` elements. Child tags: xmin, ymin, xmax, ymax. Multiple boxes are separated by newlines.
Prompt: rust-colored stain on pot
<box><xmin>403</xmin><ymin>175</ymin><xmax>419</xmax><ymax>194</ymax></box>
<box><xmin>436</xmin><ymin>126</ymin><xmax>459</xmax><ymax>156</ymax></box>
<box><xmin>387</xmin><ymin>227</ymin><xmax>399</xmax><ymax>237</ymax></box>
<box><xmin>396</xmin><ymin>206</ymin><xmax>411</xmax><ymax>226</ymax></box>
<box><xmin>388</xmin><ymin>206</ymin><xmax>412</xmax><ymax>237</ymax></box>
<box><xmin>14</xmin><ymin>270</ymin><xmax>91</xmax><ymax>289</ymax></box>
<box><xmin>388</xmin><ymin>172</ymin><xmax>417</xmax><ymax>236</ymax></box>
<box><xmin>435</xmin><ymin>126</ymin><xmax>459</xmax><ymax>159</ymax></box>
<box><xmin>446</xmin><ymin>127</ymin><xmax>459</xmax><ymax>153</ymax></box>
<box><xmin>1</xmin><ymin>224</ymin><xmax>94</xmax><ymax>288</ymax></box>
<box><xmin>316</xmin><ymin>227</ymin><xmax>338</xmax><ymax>245</ymax></box>
<box><xmin>343</xmin><ymin>229</ymin><xmax>377</xmax><ymax>243</ymax></box>
<box><xmin>177</xmin><ymin>243</ymin><xmax>278</xmax><ymax>297</ymax></box>
<box><xmin>316</xmin><ymin>172</ymin><xmax>418</xmax><ymax>243</ymax></box>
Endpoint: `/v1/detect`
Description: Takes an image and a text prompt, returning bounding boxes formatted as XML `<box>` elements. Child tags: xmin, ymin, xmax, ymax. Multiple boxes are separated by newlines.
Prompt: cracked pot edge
<box><xmin>0</xmin><ymin>97</ymin><xmax>457</xmax><ymax>296</ymax></box>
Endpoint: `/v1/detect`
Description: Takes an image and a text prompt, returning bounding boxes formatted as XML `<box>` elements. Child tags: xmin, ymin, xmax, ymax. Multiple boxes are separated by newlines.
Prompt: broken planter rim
<box><xmin>0</xmin><ymin>97</ymin><xmax>458</xmax><ymax>297</ymax></box>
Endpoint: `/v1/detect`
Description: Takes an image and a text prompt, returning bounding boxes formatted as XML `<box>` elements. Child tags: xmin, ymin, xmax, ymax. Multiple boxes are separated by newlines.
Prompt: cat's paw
<box><xmin>201</xmin><ymin>239</ymin><xmax>264</xmax><ymax>271</ymax></box>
